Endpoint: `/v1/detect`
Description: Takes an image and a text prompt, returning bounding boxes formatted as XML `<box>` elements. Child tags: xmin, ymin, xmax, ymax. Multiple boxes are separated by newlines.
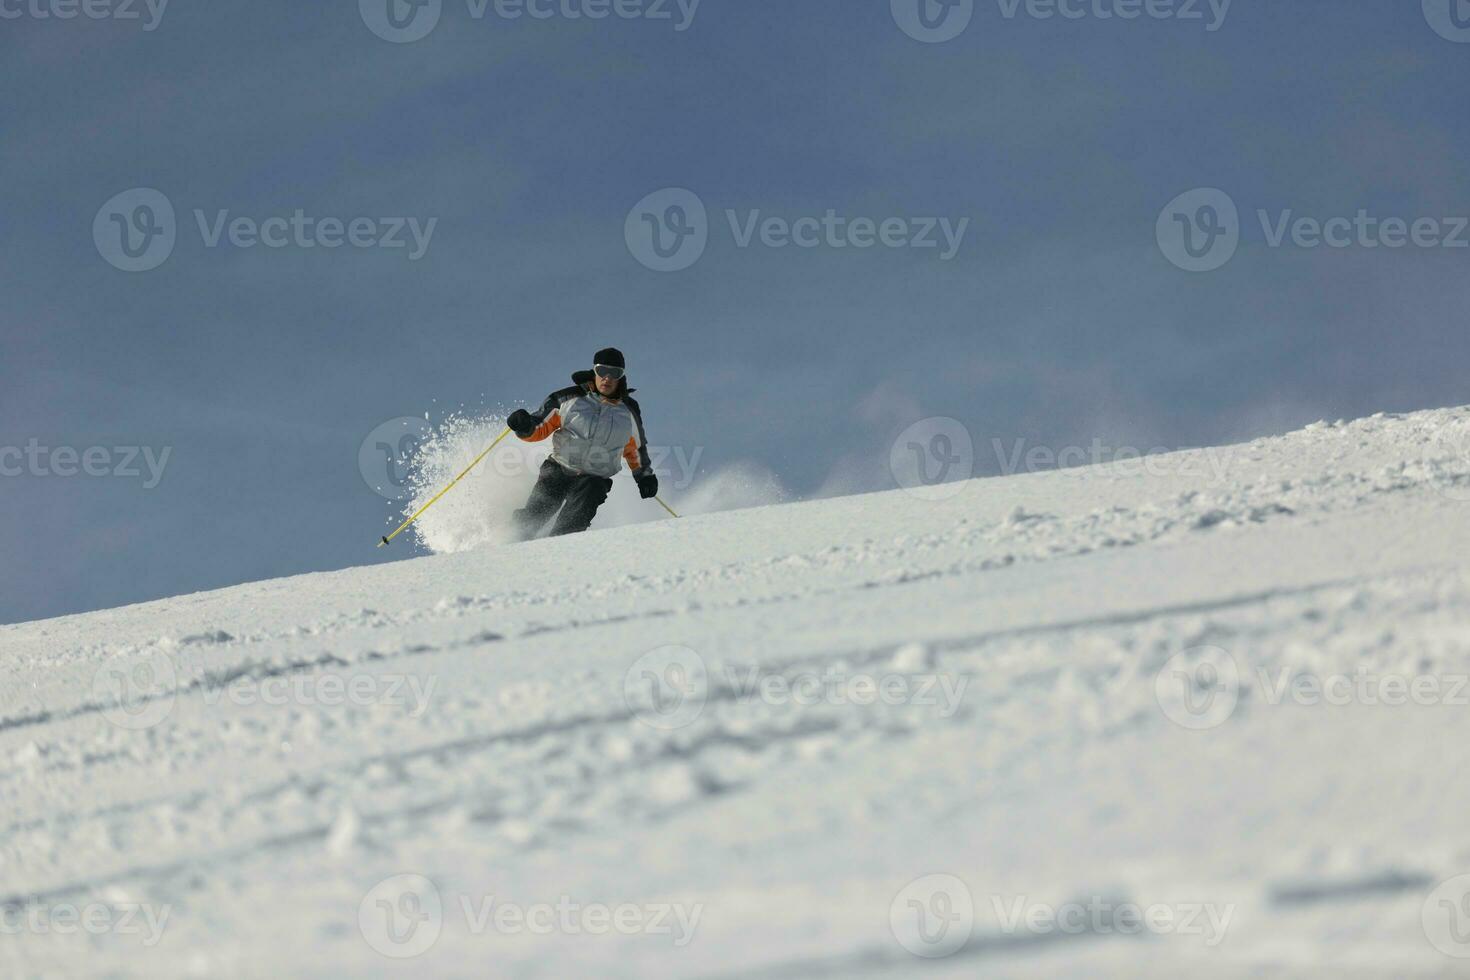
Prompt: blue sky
<box><xmin>2</xmin><ymin>0</ymin><xmax>1468</xmax><ymax>624</ymax></box>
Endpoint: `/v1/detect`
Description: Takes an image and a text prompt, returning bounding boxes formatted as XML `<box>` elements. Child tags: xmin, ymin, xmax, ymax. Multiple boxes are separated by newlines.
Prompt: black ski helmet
<box><xmin>594</xmin><ymin>347</ymin><xmax>626</xmax><ymax>370</ymax></box>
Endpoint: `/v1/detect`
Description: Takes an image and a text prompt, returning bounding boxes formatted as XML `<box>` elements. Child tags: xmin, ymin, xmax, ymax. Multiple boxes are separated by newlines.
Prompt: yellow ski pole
<box><xmin>378</xmin><ymin>426</ymin><xmax>512</xmax><ymax>548</ymax></box>
<box><xmin>654</xmin><ymin>496</ymin><xmax>680</xmax><ymax>519</ymax></box>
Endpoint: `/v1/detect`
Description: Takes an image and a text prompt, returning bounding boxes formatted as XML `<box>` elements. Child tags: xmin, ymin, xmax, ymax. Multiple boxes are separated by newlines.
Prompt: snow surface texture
<box><xmin>5</xmin><ymin>407</ymin><xmax>1470</xmax><ymax>978</ymax></box>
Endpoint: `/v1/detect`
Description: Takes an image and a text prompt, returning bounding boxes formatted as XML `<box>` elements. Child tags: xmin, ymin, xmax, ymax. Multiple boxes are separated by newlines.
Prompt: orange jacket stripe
<box><xmin>520</xmin><ymin>412</ymin><xmax>562</xmax><ymax>443</ymax></box>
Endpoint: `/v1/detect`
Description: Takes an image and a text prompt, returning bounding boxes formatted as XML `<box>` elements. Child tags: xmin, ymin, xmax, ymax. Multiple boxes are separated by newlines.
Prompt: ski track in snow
<box><xmin>3</xmin><ymin>408</ymin><xmax>1470</xmax><ymax>977</ymax></box>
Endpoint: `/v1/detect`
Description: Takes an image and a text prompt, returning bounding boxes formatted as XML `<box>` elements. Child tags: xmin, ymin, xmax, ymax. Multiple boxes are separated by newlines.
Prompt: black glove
<box><xmin>506</xmin><ymin>409</ymin><xmax>536</xmax><ymax>437</ymax></box>
<box><xmin>634</xmin><ymin>470</ymin><xmax>659</xmax><ymax>499</ymax></box>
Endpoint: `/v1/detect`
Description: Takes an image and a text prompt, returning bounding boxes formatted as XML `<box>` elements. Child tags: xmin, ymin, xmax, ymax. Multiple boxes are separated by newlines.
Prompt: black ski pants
<box><xmin>513</xmin><ymin>458</ymin><xmax>614</xmax><ymax>539</ymax></box>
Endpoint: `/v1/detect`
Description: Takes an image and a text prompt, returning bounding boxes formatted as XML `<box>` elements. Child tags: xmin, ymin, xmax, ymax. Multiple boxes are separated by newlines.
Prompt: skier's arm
<box><xmin>509</xmin><ymin>387</ymin><xmax>576</xmax><ymax>441</ymax></box>
<box><xmin>623</xmin><ymin>397</ymin><xmax>654</xmax><ymax>475</ymax></box>
<box><xmin>625</xmin><ymin>397</ymin><xmax>659</xmax><ymax>499</ymax></box>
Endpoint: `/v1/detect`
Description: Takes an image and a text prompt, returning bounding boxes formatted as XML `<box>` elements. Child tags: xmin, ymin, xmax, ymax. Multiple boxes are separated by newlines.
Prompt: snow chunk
<box><xmin>326</xmin><ymin>805</ymin><xmax>360</xmax><ymax>858</ymax></box>
<box><xmin>648</xmin><ymin>764</ymin><xmax>702</xmax><ymax>806</ymax></box>
<box><xmin>889</xmin><ymin>642</ymin><xmax>935</xmax><ymax>672</ymax></box>
<box><xmin>11</xmin><ymin>741</ymin><xmax>44</xmax><ymax>768</ymax></box>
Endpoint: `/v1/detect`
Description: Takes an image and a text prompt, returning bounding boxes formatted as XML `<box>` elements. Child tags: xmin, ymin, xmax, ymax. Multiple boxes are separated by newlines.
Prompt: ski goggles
<box><xmin>593</xmin><ymin>364</ymin><xmax>625</xmax><ymax>381</ymax></box>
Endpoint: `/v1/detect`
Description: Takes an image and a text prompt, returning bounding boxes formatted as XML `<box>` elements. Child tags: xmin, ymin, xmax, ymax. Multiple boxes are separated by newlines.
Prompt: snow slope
<box><xmin>5</xmin><ymin>407</ymin><xmax>1470</xmax><ymax>978</ymax></box>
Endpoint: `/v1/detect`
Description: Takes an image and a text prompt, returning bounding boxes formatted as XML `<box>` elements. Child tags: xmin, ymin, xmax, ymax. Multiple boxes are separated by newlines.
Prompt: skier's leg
<box><xmin>512</xmin><ymin>459</ymin><xmax>573</xmax><ymax>540</ymax></box>
<box><xmin>548</xmin><ymin>474</ymin><xmax>614</xmax><ymax>536</ymax></box>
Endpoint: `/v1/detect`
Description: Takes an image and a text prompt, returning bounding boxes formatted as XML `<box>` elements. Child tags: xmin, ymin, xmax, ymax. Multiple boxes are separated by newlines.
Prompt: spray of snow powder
<box><xmin>398</xmin><ymin>412</ymin><xmax>788</xmax><ymax>554</ymax></box>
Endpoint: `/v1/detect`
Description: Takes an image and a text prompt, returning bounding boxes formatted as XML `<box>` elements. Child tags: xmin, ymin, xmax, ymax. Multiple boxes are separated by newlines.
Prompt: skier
<box><xmin>504</xmin><ymin>348</ymin><xmax>659</xmax><ymax>539</ymax></box>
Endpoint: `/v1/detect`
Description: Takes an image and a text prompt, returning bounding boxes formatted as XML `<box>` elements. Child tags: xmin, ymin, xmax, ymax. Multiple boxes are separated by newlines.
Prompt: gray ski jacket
<box><xmin>517</xmin><ymin>371</ymin><xmax>653</xmax><ymax>479</ymax></box>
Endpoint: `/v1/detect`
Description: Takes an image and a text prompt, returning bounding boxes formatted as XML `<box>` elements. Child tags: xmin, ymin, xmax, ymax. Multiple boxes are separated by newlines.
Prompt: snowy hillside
<box><xmin>5</xmin><ymin>407</ymin><xmax>1470</xmax><ymax>978</ymax></box>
